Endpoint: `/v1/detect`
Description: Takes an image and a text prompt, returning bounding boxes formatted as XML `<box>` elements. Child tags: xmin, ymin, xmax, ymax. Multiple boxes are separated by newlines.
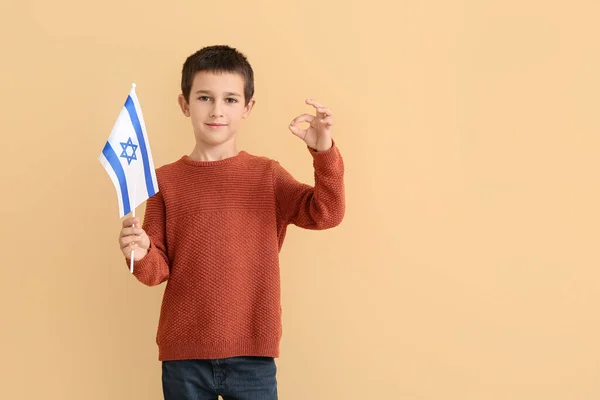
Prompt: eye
<box><xmin>198</xmin><ymin>96</ymin><xmax>211</xmax><ymax>102</ymax></box>
<box><xmin>225</xmin><ymin>98</ymin><xmax>238</xmax><ymax>104</ymax></box>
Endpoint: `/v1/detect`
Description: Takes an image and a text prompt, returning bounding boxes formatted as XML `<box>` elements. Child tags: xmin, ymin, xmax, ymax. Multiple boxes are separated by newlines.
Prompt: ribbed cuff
<box><xmin>308</xmin><ymin>140</ymin><xmax>342</xmax><ymax>168</ymax></box>
<box><xmin>124</xmin><ymin>244</ymin><xmax>155</xmax><ymax>275</ymax></box>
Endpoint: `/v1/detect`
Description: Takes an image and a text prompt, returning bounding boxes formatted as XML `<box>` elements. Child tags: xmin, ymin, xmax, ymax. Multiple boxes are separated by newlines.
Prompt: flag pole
<box><xmin>129</xmin><ymin>82</ymin><xmax>137</xmax><ymax>274</ymax></box>
<box><xmin>130</xmin><ymin>180</ymin><xmax>136</xmax><ymax>274</ymax></box>
<box><xmin>130</xmin><ymin>206</ymin><xmax>135</xmax><ymax>274</ymax></box>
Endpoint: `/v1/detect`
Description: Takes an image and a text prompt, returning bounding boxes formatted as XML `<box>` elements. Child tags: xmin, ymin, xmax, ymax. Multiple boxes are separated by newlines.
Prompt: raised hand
<box><xmin>289</xmin><ymin>99</ymin><xmax>334</xmax><ymax>151</ymax></box>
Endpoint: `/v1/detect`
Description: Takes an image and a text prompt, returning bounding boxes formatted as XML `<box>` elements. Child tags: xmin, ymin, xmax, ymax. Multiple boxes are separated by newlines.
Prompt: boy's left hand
<box><xmin>289</xmin><ymin>99</ymin><xmax>334</xmax><ymax>152</ymax></box>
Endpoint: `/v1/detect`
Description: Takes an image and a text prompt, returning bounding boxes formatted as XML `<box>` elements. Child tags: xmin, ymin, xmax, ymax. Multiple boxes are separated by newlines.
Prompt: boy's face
<box><xmin>178</xmin><ymin>71</ymin><xmax>254</xmax><ymax>148</ymax></box>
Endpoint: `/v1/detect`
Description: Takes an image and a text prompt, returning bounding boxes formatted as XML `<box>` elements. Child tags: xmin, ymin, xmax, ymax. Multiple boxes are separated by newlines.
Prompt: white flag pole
<box><xmin>130</xmin><ymin>207</ymin><xmax>135</xmax><ymax>274</ymax></box>
<box><xmin>129</xmin><ymin>82</ymin><xmax>137</xmax><ymax>275</ymax></box>
<box><xmin>129</xmin><ymin>181</ymin><xmax>136</xmax><ymax>274</ymax></box>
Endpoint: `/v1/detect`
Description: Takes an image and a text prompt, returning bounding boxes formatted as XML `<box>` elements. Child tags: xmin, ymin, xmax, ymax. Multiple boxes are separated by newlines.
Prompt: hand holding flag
<box><xmin>119</xmin><ymin>217</ymin><xmax>150</xmax><ymax>261</ymax></box>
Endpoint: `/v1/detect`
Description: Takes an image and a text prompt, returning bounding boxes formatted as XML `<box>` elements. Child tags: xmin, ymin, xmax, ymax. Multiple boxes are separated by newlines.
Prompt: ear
<box><xmin>242</xmin><ymin>98</ymin><xmax>256</xmax><ymax>119</ymax></box>
<box><xmin>178</xmin><ymin>94</ymin><xmax>190</xmax><ymax>117</ymax></box>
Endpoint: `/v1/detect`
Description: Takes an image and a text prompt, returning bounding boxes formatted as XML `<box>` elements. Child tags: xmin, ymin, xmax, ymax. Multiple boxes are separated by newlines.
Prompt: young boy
<box><xmin>118</xmin><ymin>45</ymin><xmax>345</xmax><ymax>400</ymax></box>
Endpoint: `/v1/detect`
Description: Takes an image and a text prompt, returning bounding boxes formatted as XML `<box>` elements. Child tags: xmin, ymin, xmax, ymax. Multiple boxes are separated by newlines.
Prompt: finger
<box><xmin>122</xmin><ymin>217</ymin><xmax>140</xmax><ymax>228</ymax></box>
<box><xmin>120</xmin><ymin>234</ymin><xmax>141</xmax><ymax>248</ymax></box>
<box><xmin>306</xmin><ymin>99</ymin><xmax>324</xmax><ymax>109</ymax></box>
<box><xmin>290</xmin><ymin>114</ymin><xmax>314</xmax><ymax>126</ymax></box>
<box><xmin>317</xmin><ymin>107</ymin><xmax>333</xmax><ymax>118</ymax></box>
<box><xmin>122</xmin><ymin>242</ymin><xmax>139</xmax><ymax>254</ymax></box>
<box><xmin>123</xmin><ymin>241</ymin><xmax>138</xmax><ymax>251</ymax></box>
<box><xmin>320</xmin><ymin>116</ymin><xmax>334</xmax><ymax>127</ymax></box>
<box><xmin>119</xmin><ymin>226</ymin><xmax>143</xmax><ymax>238</ymax></box>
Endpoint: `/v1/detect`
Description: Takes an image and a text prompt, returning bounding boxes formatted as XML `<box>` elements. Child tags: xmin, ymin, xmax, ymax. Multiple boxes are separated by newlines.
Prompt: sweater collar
<box><xmin>179</xmin><ymin>150</ymin><xmax>248</xmax><ymax>167</ymax></box>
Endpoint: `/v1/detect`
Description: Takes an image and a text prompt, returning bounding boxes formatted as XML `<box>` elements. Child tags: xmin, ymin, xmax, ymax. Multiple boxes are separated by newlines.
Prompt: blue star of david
<box><xmin>119</xmin><ymin>137</ymin><xmax>138</xmax><ymax>165</ymax></box>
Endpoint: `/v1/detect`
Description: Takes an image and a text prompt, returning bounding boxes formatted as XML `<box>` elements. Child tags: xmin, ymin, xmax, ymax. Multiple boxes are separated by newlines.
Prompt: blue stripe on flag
<box><xmin>125</xmin><ymin>96</ymin><xmax>156</xmax><ymax>198</ymax></box>
<box><xmin>102</xmin><ymin>142</ymin><xmax>131</xmax><ymax>215</ymax></box>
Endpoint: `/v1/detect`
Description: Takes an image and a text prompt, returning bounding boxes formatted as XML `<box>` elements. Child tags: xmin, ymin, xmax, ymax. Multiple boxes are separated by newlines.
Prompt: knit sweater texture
<box><xmin>128</xmin><ymin>143</ymin><xmax>345</xmax><ymax>361</ymax></box>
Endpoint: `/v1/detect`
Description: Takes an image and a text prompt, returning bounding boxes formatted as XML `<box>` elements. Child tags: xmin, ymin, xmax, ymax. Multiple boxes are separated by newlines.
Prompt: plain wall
<box><xmin>1</xmin><ymin>0</ymin><xmax>599</xmax><ymax>399</ymax></box>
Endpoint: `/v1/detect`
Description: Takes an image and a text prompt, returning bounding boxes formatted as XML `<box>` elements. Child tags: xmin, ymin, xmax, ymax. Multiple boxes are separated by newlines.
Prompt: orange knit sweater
<box><xmin>128</xmin><ymin>143</ymin><xmax>345</xmax><ymax>361</ymax></box>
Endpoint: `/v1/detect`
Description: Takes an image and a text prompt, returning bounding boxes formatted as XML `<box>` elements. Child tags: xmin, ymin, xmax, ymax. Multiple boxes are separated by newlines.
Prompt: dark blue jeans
<box><xmin>162</xmin><ymin>356</ymin><xmax>278</xmax><ymax>400</ymax></box>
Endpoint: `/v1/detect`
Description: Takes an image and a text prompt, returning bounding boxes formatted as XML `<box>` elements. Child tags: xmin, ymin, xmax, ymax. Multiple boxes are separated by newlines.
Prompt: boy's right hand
<box><xmin>119</xmin><ymin>217</ymin><xmax>151</xmax><ymax>261</ymax></box>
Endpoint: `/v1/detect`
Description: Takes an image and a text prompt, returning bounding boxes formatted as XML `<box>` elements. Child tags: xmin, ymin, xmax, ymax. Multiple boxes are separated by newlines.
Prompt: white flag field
<box><xmin>99</xmin><ymin>83</ymin><xmax>158</xmax><ymax>218</ymax></box>
<box><xmin>99</xmin><ymin>84</ymin><xmax>158</xmax><ymax>273</ymax></box>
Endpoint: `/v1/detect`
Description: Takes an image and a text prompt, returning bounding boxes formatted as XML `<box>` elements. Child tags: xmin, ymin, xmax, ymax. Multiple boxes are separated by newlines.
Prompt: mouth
<box><xmin>205</xmin><ymin>123</ymin><xmax>228</xmax><ymax>129</ymax></box>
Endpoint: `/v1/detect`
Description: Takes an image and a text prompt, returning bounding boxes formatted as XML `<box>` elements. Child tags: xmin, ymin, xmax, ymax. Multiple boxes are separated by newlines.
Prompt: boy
<box><xmin>118</xmin><ymin>45</ymin><xmax>345</xmax><ymax>400</ymax></box>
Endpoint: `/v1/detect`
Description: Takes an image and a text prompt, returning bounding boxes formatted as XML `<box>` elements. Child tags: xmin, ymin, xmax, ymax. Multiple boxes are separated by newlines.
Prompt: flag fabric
<box><xmin>99</xmin><ymin>84</ymin><xmax>158</xmax><ymax>218</ymax></box>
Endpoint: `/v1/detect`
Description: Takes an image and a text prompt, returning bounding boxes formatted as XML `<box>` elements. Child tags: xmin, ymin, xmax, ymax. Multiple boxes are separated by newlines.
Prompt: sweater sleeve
<box><xmin>272</xmin><ymin>141</ymin><xmax>345</xmax><ymax>230</ymax></box>
<box><xmin>125</xmin><ymin>189</ymin><xmax>170</xmax><ymax>286</ymax></box>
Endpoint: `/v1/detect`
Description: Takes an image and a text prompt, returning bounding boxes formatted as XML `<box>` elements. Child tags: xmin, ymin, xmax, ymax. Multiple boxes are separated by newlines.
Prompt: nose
<box><xmin>211</xmin><ymin>103</ymin><xmax>223</xmax><ymax>118</ymax></box>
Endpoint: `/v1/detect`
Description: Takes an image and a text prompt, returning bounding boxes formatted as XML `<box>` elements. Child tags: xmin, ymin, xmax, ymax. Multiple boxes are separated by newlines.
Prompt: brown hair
<box><xmin>181</xmin><ymin>45</ymin><xmax>255</xmax><ymax>105</ymax></box>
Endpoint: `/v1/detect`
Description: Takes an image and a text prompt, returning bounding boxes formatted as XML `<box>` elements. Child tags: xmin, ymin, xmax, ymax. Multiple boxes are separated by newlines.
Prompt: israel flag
<box><xmin>99</xmin><ymin>84</ymin><xmax>158</xmax><ymax>218</ymax></box>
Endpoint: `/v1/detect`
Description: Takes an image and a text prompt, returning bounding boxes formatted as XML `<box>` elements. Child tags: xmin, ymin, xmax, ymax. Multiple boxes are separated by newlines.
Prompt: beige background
<box><xmin>1</xmin><ymin>0</ymin><xmax>599</xmax><ymax>399</ymax></box>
